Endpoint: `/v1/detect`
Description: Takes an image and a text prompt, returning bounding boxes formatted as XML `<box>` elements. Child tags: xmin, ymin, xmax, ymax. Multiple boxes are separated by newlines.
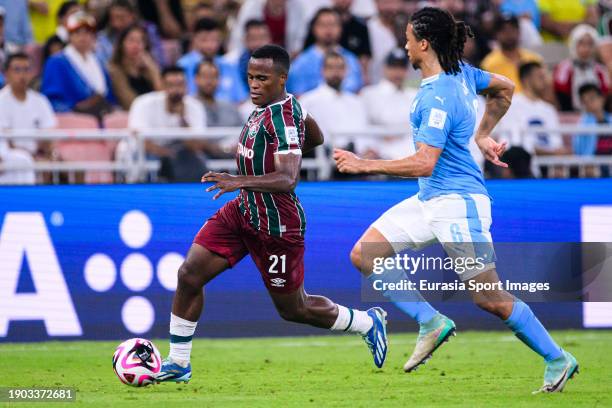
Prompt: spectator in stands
<box><xmin>195</xmin><ymin>60</ymin><xmax>242</xmax><ymax>127</ymax></box>
<box><xmin>137</xmin><ymin>0</ymin><xmax>185</xmax><ymax>40</ymax></box>
<box><xmin>496</xmin><ymin>62</ymin><xmax>569</xmax><ymax>178</ymax></box>
<box><xmin>0</xmin><ymin>0</ymin><xmax>32</xmax><ymax>49</ymax></box>
<box><xmin>288</xmin><ymin>8</ymin><xmax>362</xmax><ymax>95</ymax></box>
<box><xmin>127</xmin><ymin>66</ymin><xmax>208</xmax><ymax>182</ymax></box>
<box><xmin>498</xmin><ymin>0</ymin><xmax>541</xmax><ymax>30</ymax></box>
<box><xmin>359</xmin><ymin>48</ymin><xmax>417</xmax><ymax>159</ymax></box>
<box><xmin>436</xmin><ymin>0</ymin><xmax>494</xmax><ymax>66</ymax></box>
<box><xmin>194</xmin><ymin>59</ymin><xmax>242</xmax><ymax>158</ymax></box>
<box><xmin>86</xmin><ymin>0</ymin><xmax>114</xmax><ymax>22</ymax></box>
<box><xmin>333</xmin><ymin>0</ymin><xmax>371</xmax><ymax>80</ymax></box>
<box><xmin>229</xmin><ymin>0</ymin><xmax>307</xmax><ymax>55</ymax></box>
<box><xmin>494</xmin><ymin>0</ymin><xmax>543</xmax><ymax>49</ymax></box>
<box><xmin>554</xmin><ymin>24</ymin><xmax>610</xmax><ymax>111</ymax></box>
<box><xmin>0</xmin><ymin>53</ymin><xmax>58</xmax><ymax>185</ymax></box>
<box><xmin>539</xmin><ymin>0</ymin><xmax>599</xmax><ymax>42</ymax></box>
<box><xmin>367</xmin><ymin>0</ymin><xmax>403</xmax><ymax>84</ymax></box>
<box><xmin>232</xmin><ymin>19</ymin><xmax>271</xmax><ymax>91</ymax></box>
<box><xmin>481</xmin><ymin>14</ymin><xmax>543</xmax><ymax>94</ymax></box>
<box><xmin>574</xmin><ymin>83</ymin><xmax>612</xmax><ymax>160</ymax></box>
<box><xmin>96</xmin><ymin>0</ymin><xmax>165</xmax><ymax>67</ymax></box>
<box><xmin>41</xmin><ymin>12</ymin><xmax>115</xmax><ymax>117</ymax></box>
<box><xmin>178</xmin><ymin>18</ymin><xmax>247</xmax><ymax>102</ymax></box>
<box><xmin>184</xmin><ymin>2</ymin><xmax>215</xmax><ymax>32</ymax></box>
<box><xmin>108</xmin><ymin>24</ymin><xmax>163</xmax><ymax>110</ymax></box>
<box><xmin>43</xmin><ymin>1</ymin><xmax>81</xmax><ymax>47</ymax></box>
<box><xmin>300</xmin><ymin>51</ymin><xmax>368</xmax><ymax>153</ymax></box>
<box><xmin>42</xmin><ymin>35</ymin><xmax>64</xmax><ymax>63</ymax></box>
<box><xmin>0</xmin><ymin>53</ymin><xmax>57</xmax><ymax>158</ymax></box>
<box><xmin>496</xmin><ymin>146</ymin><xmax>535</xmax><ymax>178</ymax></box>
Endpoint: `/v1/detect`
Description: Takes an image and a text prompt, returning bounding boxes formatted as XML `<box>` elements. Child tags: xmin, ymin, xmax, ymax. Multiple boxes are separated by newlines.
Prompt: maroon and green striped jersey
<box><xmin>235</xmin><ymin>95</ymin><xmax>307</xmax><ymax>237</ymax></box>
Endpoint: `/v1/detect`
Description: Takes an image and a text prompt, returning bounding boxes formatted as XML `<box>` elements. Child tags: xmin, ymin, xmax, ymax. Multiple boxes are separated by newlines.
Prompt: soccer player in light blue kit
<box><xmin>334</xmin><ymin>7</ymin><xmax>578</xmax><ymax>393</ymax></box>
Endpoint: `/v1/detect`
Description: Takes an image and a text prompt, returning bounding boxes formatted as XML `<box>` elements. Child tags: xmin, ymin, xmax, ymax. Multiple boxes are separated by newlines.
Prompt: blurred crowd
<box><xmin>0</xmin><ymin>0</ymin><xmax>611</xmax><ymax>184</ymax></box>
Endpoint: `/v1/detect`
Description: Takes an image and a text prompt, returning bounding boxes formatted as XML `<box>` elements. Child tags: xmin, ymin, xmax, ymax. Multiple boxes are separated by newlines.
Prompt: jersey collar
<box><xmin>420</xmin><ymin>74</ymin><xmax>440</xmax><ymax>87</ymax></box>
<box><xmin>255</xmin><ymin>94</ymin><xmax>293</xmax><ymax>112</ymax></box>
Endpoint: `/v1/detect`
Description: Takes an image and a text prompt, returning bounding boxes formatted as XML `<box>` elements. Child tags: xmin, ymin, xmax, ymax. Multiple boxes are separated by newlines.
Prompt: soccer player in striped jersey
<box><xmin>334</xmin><ymin>7</ymin><xmax>578</xmax><ymax>393</ymax></box>
<box><xmin>156</xmin><ymin>45</ymin><xmax>388</xmax><ymax>383</ymax></box>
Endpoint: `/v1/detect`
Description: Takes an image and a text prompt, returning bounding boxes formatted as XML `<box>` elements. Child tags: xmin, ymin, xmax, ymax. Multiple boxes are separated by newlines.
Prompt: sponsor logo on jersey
<box><xmin>238</xmin><ymin>143</ymin><xmax>255</xmax><ymax>159</ymax></box>
<box><xmin>270</xmin><ymin>277</ymin><xmax>286</xmax><ymax>287</ymax></box>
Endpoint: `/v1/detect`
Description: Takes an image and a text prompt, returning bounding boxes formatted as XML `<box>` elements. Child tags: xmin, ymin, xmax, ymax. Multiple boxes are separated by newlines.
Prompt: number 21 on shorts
<box><xmin>268</xmin><ymin>254</ymin><xmax>286</xmax><ymax>274</ymax></box>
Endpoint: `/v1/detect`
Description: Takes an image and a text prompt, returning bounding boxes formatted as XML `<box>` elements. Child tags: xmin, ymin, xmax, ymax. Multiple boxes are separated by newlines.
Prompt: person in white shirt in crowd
<box><xmin>0</xmin><ymin>53</ymin><xmax>57</xmax><ymax>185</ymax></box>
<box><xmin>228</xmin><ymin>0</ymin><xmax>307</xmax><ymax>56</ymax></box>
<box><xmin>360</xmin><ymin>48</ymin><xmax>417</xmax><ymax>159</ymax></box>
<box><xmin>0</xmin><ymin>53</ymin><xmax>57</xmax><ymax>156</ymax></box>
<box><xmin>127</xmin><ymin>66</ymin><xmax>208</xmax><ymax>182</ymax></box>
<box><xmin>367</xmin><ymin>0</ymin><xmax>403</xmax><ymax>84</ymax></box>
<box><xmin>300</xmin><ymin>51</ymin><xmax>370</xmax><ymax>154</ymax></box>
<box><xmin>496</xmin><ymin>61</ymin><xmax>570</xmax><ymax>177</ymax></box>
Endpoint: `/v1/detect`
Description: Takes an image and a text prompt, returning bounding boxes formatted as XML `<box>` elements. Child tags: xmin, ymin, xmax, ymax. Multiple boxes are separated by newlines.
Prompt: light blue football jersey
<box><xmin>411</xmin><ymin>63</ymin><xmax>492</xmax><ymax>201</ymax></box>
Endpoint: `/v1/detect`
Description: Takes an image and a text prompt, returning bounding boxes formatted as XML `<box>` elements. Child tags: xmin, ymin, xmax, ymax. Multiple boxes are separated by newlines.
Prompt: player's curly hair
<box><xmin>409</xmin><ymin>7</ymin><xmax>474</xmax><ymax>75</ymax></box>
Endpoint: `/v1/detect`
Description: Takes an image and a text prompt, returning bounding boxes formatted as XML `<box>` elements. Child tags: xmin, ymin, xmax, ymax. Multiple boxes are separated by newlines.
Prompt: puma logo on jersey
<box><xmin>435</xmin><ymin>96</ymin><xmax>445</xmax><ymax>105</ymax></box>
<box><xmin>237</xmin><ymin>143</ymin><xmax>254</xmax><ymax>159</ymax></box>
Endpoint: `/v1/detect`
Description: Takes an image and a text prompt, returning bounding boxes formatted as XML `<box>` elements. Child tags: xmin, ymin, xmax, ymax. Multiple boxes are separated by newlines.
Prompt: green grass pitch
<box><xmin>1</xmin><ymin>330</ymin><xmax>611</xmax><ymax>407</ymax></box>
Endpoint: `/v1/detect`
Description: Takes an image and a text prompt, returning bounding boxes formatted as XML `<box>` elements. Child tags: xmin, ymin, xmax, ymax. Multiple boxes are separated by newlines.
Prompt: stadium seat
<box><xmin>55</xmin><ymin>113</ymin><xmax>115</xmax><ymax>184</ymax></box>
<box><xmin>103</xmin><ymin>110</ymin><xmax>130</xmax><ymax>129</ymax></box>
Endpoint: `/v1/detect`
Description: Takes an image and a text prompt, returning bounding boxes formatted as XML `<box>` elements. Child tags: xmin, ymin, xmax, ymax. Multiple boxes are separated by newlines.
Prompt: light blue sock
<box><xmin>367</xmin><ymin>268</ymin><xmax>438</xmax><ymax>325</ymax></box>
<box><xmin>504</xmin><ymin>300</ymin><xmax>563</xmax><ymax>362</ymax></box>
<box><xmin>394</xmin><ymin>300</ymin><xmax>439</xmax><ymax>325</ymax></box>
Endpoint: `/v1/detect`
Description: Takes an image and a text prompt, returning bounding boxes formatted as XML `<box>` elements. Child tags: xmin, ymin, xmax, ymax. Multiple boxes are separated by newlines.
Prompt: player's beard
<box><xmin>327</xmin><ymin>78</ymin><xmax>343</xmax><ymax>91</ymax></box>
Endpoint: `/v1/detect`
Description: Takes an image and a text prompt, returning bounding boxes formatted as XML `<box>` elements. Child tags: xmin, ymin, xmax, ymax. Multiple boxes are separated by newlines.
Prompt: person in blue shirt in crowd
<box><xmin>287</xmin><ymin>7</ymin><xmax>362</xmax><ymax>95</ymax></box>
<box><xmin>574</xmin><ymin>83</ymin><xmax>612</xmax><ymax>155</ymax></box>
<box><xmin>177</xmin><ymin>18</ymin><xmax>247</xmax><ymax>103</ymax></box>
<box><xmin>41</xmin><ymin>11</ymin><xmax>115</xmax><ymax>116</ymax></box>
<box><xmin>574</xmin><ymin>83</ymin><xmax>612</xmax><ymax>176</ymax></box>
<box><xmin>334</xmin><ymin>6</ymin><xmax>579</xmax><ymax>393</ymax></box>
<box><xmin>499</xmin><ymin>0</ymin><xmax>541</xmax><ymax>29</ymax></box>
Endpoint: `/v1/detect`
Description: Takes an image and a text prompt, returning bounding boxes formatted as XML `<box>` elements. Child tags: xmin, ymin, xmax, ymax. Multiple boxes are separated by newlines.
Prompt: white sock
<box><xmin>169</xmin><ymin>313</ymin><xmax>197</xmax><ymax>366</ymax></box>
<box><xmin>330</xmin><ymin>305</ymin><xmax>373</xmax><ymax>335</ymax></box>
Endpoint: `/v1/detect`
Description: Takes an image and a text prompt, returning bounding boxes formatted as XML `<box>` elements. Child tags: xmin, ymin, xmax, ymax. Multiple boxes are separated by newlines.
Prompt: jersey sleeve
<box><xmin>466</xmin><ymin>63</ymin><xmax>492</xmax><ymax>93</ymax></box>
<box><xmin>413</xmin><ymin>91</ymin><xmax>454</xmax><ymax>149</ymax></box>
<box><xmin>268</xmin><ymin>103</ymin><xmax>303</xmax><ymax>155</ymax></box>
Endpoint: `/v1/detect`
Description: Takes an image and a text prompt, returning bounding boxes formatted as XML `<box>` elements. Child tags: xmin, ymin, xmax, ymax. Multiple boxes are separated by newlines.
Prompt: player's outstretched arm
<box><xmin>475</xmin><ymin>74</ymin><xmax>515</xmax><ymax>168</ymax></box>
<box><xmin>203</xmin><ymin>152</ymin><xmax>300</xmax><ymax>199</ymax></box>
<box><xmin>333</xmin><ymin>143</ymin><xmax>442</xmax><ymax>178</ymax></box>
<box><xmin>302</xmin><ymin>114</ymin><xmax>324</xmax><ymax>154</ymax></box>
